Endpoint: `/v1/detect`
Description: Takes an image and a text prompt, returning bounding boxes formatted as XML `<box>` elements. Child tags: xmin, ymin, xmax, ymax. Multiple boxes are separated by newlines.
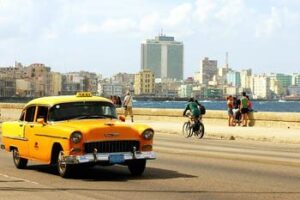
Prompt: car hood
<box><xmin>50</xmin><ymin>119</ymin><xmax>151</xmax><ymax>142</ymax></box>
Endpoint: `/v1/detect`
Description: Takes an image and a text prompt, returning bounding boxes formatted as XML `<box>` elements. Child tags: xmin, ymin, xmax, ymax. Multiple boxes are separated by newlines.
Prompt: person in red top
<box><xmin>226</xmin><ymin>95</ymin><xmax>234</xmax><ymax>126</ymax></box>
<box><xmin>246</xmin><ymin>95</ymin><xmax>253</xmax><ymax>112</ymax></box>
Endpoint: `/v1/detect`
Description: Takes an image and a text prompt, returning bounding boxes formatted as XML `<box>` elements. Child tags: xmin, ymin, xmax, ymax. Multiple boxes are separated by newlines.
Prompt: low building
<box><xmin>288</xmin><ymin>85</ymin><xmax>300</xmax><ymax>96</ymax></box>
<box><xmin>50</xmin><ymin>72</ymin><xmax>62</xmax><ymax>96</ymax></box>
<box><xmin>134</xmin><ymin>69</ymin><xmax>155</xmax><ymax>95</ymax></box>
<box><xmin>61</xmin><ymin>71</ymin><xmax>98</xmax><ymax>95</ymax></box>
<box><xmin>203</xmin><ymin>87</ymin><xmax>223</xmax><ymax>99</ymax></box>
<box><xmin>16</xmin><ymin>79</ymin><xmax>34</xmax><ymax>97</ymax></box>
<box><xmin>100</xmin><ymin>83</ymin><xmax>123</xmax><ymax>97</ymax></box>
<box><xmin>0</xmin><ymin>78</ymin><xmax>16</xmax><ymax>97</ymax></box>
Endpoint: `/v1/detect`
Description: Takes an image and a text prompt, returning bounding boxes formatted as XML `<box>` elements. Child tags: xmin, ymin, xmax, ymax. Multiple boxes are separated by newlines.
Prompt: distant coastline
<box><xmin>0</xmin><ymin>96</ymin><xmax>300</xmax><ymax>103</ymax></box>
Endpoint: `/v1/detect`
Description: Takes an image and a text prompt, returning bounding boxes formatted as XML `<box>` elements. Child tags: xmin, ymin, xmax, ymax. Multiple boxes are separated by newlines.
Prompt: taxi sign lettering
<box><xmin>76</xmin><ymin>92</ymin><xmax>92</xmax><ymax>97</ymax></box>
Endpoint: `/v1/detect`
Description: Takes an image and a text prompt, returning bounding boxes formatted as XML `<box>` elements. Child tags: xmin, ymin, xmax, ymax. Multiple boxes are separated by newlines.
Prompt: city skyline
<box><xmin>0</xmin><ymin>0</ymin><xmax>299</xmax><ymax>78</ymax></box>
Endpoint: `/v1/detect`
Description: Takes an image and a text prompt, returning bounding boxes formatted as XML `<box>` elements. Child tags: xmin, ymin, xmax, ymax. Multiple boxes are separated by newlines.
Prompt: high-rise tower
<box><xmin>141</xmin><ymin>34</ymin><xmax>184</xmax><ymax>80</ymax></box>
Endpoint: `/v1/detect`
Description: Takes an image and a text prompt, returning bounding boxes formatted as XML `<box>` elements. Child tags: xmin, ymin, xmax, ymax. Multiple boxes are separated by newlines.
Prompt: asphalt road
<box><xmin>0</xmin><ymin>133</ymin><xmax>300</xmax><ymax>200</ymax></box>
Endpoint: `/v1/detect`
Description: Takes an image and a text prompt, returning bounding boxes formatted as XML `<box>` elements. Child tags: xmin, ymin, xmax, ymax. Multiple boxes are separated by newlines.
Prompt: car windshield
<box><xmin>48</xmin><ymin>101</ymin><xmax>117</xmax><ymax>121</ymax></box>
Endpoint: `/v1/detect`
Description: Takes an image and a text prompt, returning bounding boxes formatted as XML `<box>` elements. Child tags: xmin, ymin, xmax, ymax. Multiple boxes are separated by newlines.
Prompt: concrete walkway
<box><xmin>1</xmin><ymin>120</ymin><xmax>299</xmax><ymax>144</ymax></box>
<box><xmin>137</xmin><ymin>120</ymin><xmax>300</xmax><ymax>144</ymax></box>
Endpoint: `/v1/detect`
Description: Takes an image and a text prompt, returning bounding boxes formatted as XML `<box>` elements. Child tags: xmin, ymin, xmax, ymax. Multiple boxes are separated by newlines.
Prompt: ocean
<box><xmin>133</xmin><ymin>100</ymin><xmax>300</xmax><ymax>113</ymax></box>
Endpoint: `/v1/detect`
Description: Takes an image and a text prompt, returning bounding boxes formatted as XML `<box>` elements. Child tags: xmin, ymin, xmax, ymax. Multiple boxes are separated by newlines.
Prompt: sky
<box><xmin>0</xmin><ymin>0</ymin><xmax>299</xmax><ymax>78</ymax></box>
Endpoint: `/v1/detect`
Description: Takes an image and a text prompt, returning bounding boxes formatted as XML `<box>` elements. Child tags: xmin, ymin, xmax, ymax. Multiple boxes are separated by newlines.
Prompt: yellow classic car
<box><xmin>1</xmin><ymin>92</ymin><xmax>155</xmax><ymax>178</ymax></box>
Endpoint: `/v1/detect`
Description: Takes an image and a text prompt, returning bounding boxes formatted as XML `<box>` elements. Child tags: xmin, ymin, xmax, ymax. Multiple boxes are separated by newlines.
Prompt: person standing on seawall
<box><xmin>123</xmin><ymin>91</ymin><xmax>134</xmax><ymax>122</ymax></box>
<box><xmin>240</xmin><ymin>92</ymin><xmax>249</xmax><ymax>127</ymax></box>
<box><xmin>226</xmin><ymin>95</ymin><xmax>234</xmax><ymax>126</ymax></box>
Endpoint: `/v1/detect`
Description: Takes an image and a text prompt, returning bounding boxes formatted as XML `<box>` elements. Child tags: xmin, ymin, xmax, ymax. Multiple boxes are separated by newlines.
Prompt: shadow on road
<box><xmin>24</xmin><ymin>164</ymin><xmax>197</xmax><ymax>181</ymax></box>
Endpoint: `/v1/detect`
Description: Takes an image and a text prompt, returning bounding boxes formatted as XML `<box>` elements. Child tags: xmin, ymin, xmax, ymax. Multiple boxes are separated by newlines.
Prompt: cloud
<box><xmin>0</xmin><ymin>0</ymin><xmax>300</xmax><ymax>76</ymax></box>
<box><xmin>77</xmin><ymin>18</ymin><xmax>137</xmax><ymax>34</ymax></box>
<box><xmin>215</xmin><ymin>0</ymin><xmax>246</xmax><ymax>23</ymax></box>
<box><xmin>194</xmin><ymin>0</ymin><xmax>216</xmax><ymax>23</ymax></box>
<box><xmin>101</xmin><ymin>18</ymin><xmax>137</xmax><ymax>32</ymax></box>
<box><xmin>163</xmin><ymin>3</ymin><xmax>192</xmax><ymax>27</ymax></box>
<box><xmin>139</xmin><ymin>13</ymin><xmax>160</xmax><ymax>32</ymax></box>
<box><xmin>255</xmin><ymin>6</ymin><xmax>300</xmax><ymax>38</ymax></box>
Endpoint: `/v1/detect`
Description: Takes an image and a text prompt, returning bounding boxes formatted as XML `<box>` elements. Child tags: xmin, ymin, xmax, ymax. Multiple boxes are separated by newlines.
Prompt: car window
<box><xmin>25</xmin><ymin>106</ymin><xmax>36</xmax><ymax>122</ymax></box>
<box><xmin>19</xmin><ymin>110</ymin><xmax>25</xmax><ymax>121</ymax></box>
<box><xmin>48</xmin><ymin>101</ymin><xmax>117</xmax><ymax>121</ymax></box>
<box><xmin>36</xmin><ymin>106</ymin><xmax>48</xmax><ymax>122</ymax></box>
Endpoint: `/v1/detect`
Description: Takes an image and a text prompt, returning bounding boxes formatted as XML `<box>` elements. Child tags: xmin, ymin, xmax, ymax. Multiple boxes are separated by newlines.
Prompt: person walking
<box><xmin>123</xmin><ymin>91</ymin><xmax>134</xmax><ymax>122</ymax></box>
<box><xmin>240</xmin><ymin>92</ymin><xmax>249</xmax><ymax>127</ymax></box>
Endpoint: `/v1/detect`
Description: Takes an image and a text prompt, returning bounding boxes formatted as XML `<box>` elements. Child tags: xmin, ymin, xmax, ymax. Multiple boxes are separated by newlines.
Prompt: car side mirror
<box><xmin>119</xmin><ymin>115</ymin><xmax>126</xmax><ymax>122</ymax></box>
<box><xmin>37</xmin><ymin>118</ymin><xmax>46</xmax><ymax>126</ymax></box>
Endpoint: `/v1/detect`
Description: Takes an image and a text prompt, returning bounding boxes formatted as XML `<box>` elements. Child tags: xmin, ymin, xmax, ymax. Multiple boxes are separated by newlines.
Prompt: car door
<box><xmin>6</xmin><ymin>110</ymin><xmax>26</xmax><ymax>138</ymax></box>
<box><xmin>23</xmin><ymin>106</ymin><xmax>38</xmax><ymax>160</ymax></box>
<box><xmin>30</xmin><ymin>106</ymin><xmax>52</xmax><ymax>162</ymax></box>
<box><xmin>4</xmin><ymin>110</ymin><xmax>29</xmax><ymax>157</ymax></box>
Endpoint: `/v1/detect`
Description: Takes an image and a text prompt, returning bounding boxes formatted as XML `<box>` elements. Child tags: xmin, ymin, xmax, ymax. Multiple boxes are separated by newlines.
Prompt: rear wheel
<box><xmin>128</xmin><ymin>159</ymin><xmax>146</xmax><ymax>176</ymax></box>
<box><xmin>182</xmin><ymin>122</ymin><xmax>192</xmax><ymax>138</ymax></box>
<box><xmin>196</xmin><ymin>122</ymin><xmax>205</xmax><ymax>139</ymax></box>
<box><xmin>12</xmin><ymin>148</ymin><xmax>28</xmax><ymax>169</ymax></box>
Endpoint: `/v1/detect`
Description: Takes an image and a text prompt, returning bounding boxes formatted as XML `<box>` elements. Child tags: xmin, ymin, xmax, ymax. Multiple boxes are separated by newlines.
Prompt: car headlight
<box><xmin>142</xmin><ymin>129</ymin><xmax>154</xmax><ymax>140</ymax></box>
<box><xmin>70</xmin><ymin>131</ymin><xmax>82</xmax><ymax>144</ymax></box>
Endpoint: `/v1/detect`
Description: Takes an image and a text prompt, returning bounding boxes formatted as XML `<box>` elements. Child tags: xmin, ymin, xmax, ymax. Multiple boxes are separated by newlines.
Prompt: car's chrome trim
<box><xmin>2</xmin><ymin>136</ymin><xmax>28</xmax><ymax>141</ymax></box>
<box><xmin>63</xmin><ymin>151</ymin><xmax>156</xmax><ymax>164</ymax></box>
<box><xmin>35</xmin><ymin>134</ymin><xmax>68</xmax><ymax>140</ymax></box>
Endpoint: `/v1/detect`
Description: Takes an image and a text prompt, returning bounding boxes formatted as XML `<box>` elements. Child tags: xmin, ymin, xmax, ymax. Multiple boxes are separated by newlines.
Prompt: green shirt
<box><xmin>240</xmin><ymin>97</ymin><xmax>248</xmax><ymax>108</ymax></box>
<box><xmin>185</xmin><ymin>102</ymin><xmax>200</xmax><ymax>117</ymax></box>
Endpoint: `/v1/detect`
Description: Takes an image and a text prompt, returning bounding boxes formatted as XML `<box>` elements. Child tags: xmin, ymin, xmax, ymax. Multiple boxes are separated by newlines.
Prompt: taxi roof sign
<box><xmin>76</xmin><ymin>92</ymin><xmax>93</xmax><ymax>97</ymax></box>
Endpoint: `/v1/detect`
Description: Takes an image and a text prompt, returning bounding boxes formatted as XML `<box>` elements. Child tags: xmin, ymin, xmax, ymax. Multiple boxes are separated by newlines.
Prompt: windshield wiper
<box><xmin>101</xmin><ymin>114</ymin><xmax>117</xmax><ymax>119</ymax></box>
<box><xmin>72</xmin><ymin>115</ymin><xmax>106</xmax><ymax>120</ymax></box>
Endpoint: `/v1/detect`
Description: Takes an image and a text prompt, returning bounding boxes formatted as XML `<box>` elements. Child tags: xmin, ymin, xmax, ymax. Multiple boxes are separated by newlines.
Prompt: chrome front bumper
<box><xmin>63</xmin><ymin>151</ymin><xmax>156</xmax><ymax>164</ymax></box>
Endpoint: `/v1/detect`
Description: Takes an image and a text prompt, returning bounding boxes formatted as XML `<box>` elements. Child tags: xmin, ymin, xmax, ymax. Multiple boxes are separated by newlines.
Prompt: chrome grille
<box><xmin>84</xmin><ymin>140</ymin><xmax>140</xmax><ymax>153</ymax></box>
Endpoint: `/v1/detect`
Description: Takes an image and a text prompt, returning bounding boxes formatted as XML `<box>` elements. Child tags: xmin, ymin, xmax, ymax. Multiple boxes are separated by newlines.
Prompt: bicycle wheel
<box><xmin>196</xmin><ymin>122</ymin><xmax>205</xmax><ymax>139</ymax></box>
<box><xmin>182</xmin><ymin>122</ymin><xmax>191</xmax><ymax>138</ymax></box>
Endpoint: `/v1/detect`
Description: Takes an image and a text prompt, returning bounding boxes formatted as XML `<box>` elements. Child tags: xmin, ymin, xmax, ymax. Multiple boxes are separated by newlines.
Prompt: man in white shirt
<box><xmin>123</xmin><ymin>91</ymin><xmax>134</xmax><ymax>122</ymax></box>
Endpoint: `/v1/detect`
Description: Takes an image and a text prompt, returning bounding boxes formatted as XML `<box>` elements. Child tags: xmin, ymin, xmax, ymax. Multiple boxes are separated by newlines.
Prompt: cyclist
<box><xmin>183</xmin><ymin>98</ymin><xmax>201</xmax><ymax>130</ymax></box>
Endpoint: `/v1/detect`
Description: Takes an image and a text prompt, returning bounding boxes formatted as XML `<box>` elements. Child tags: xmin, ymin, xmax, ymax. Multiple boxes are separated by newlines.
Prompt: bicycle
<box><xmin>182</xmin><ymin>115</ymin><xmax>205</xmax><ymax>139</ymax></box>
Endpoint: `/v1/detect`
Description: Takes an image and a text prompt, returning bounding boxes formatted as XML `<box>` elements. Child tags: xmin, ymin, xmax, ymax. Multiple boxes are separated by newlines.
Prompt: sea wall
<box><xmin>0</xmin><ymin>103</ymin><xmax>300</xmax><ymax>129</ymax></box>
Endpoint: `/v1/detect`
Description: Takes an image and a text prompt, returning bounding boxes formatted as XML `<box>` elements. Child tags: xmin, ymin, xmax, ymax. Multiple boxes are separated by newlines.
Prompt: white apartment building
<box><xmin>178</xmin><ymin>84</ymin><xmax>193</xmax><ymax>98</ymax></box>
<box><xmin>292</xmin><ymin>73</ymin><xmax>300</xmax><ymax>85</ymax></box>
<box><xmin>269</xmin><ymin>78</ymin><xmax>283</xmax><ymax>97</ymax></box>
<box><xmin>251</xmin><ymin>75</ymin><xmax>271</xmax><ymax>99</ymax></box>
<box><xmin>225</xmin><ymin>86</ymin><xmax>239</xmax><ymax>96</ymax></box>
<box><xmin>240</xmin><ymin>69</ymin><xmax>252</xmax><ymax>89</ymax></box>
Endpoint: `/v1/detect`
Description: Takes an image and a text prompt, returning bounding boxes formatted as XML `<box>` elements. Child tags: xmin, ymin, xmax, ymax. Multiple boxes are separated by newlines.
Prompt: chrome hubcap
<box><xmin>13</xmin><ymin>150</ymin><xmax>20</xmax><ymax>164</ymax></box>
<box><xmin>58</xmin><ymin>152</ymin><xmax>66</xmax><ymax>174</ymax></box>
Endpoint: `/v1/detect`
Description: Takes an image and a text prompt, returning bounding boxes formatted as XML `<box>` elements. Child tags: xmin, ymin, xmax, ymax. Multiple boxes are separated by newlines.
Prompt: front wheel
<box><xmin>182</xmin><ymin>122</ymin><xmax>192</xmax><ymax>138</ymax></box>
<box><xmin>12</xmin><ymin>148</ymin><xmax>28</xmax><ymax>169</ymax></box>
<box><xmin>57</xmin><ymin>151</ymin><xmax>73</xmax><ymax>178</ymax></box>
<box><xmin>128</xmin><ymin>159</ymin><xmax>146</xmax><ymax>176</ymax></box>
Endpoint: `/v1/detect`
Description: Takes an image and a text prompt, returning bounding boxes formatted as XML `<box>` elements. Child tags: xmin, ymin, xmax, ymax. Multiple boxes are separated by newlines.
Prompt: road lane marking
<box><xmin>0</xmin><ymin>173</ymin><xmax>39</xmax><ymax>185</ymax></box>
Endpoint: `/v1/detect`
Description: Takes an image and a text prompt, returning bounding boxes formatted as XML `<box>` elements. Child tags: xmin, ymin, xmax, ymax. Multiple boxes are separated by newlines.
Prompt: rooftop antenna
<box><xmin>225</xmin><ymin>52</ymin><xmax>229</xmax><ymax>69</ymax></box>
